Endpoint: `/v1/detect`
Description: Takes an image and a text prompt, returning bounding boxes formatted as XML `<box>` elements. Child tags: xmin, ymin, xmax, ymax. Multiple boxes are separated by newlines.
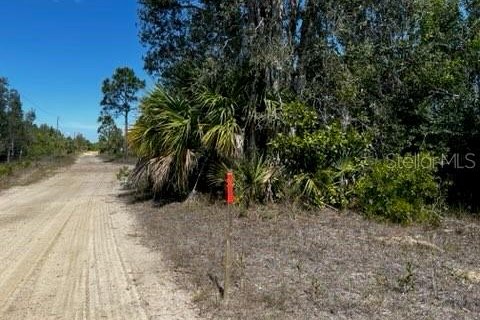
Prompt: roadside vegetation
<box><xmin>117</xmin><ymin>0</ymin><xmax>480</xmax><ymax>223</ymax></box>
<box><xmin>0</xmin><ymin>156</ymin><xmax>77</xmax><ymax>190</ymax></box>
<box><xmin>110</xmin><ymin>1</ymin><xmax>480</xmax><ymax>318</ymax></box>
<box><xmin>0</xmin><ymin>77</ymin><xmax>91</xmax><ymax>187</ymax></box>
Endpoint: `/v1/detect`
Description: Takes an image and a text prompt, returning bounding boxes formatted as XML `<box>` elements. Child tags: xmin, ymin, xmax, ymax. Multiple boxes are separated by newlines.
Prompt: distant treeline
<box><xmin>0</xmin><ymin>77</ymin><xmax>90</xmax><ymax>163</ymax></box>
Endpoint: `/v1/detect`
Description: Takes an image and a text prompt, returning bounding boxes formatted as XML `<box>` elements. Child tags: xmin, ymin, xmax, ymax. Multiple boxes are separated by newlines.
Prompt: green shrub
<box><xmin>116</xmin><ymin>166</ymin><xmax>132</xmax><ymax>188</ymax></box>
<box><xmin>22</xmin><ymin>160</ymin><xmax>31</xmax><ymax>168</ymax></box>
<box><xmin>270</xmin><ymin>104</ymin><xmax>372</xmax><ymax>208</ymax></box>
<box><xmin>287</xmin><ymin>160</ymin><xmax>366</xmax><ymax>209</ymax></box>
<box><xmin>271</xmin><ymin>121</ymin><xmax>371</xmax><ymax>175</ymax></box>
<box><xmin>207</xmin><ymin>154</ymin><xmax>280</xmax><ymax>207</ymax></box>
<box><xmin>0</xmin><ymin>164</ymin><xmax>13</xmax><ymax>178</ymax></box>
<box><xmin>235</xmin><ymin>155</ymin><xmax>280</xmax><ymax>207</ymax></box>
<box><xmin>0</xmin><ymin>161</ymin><xmax>33</xmax><ymax>179</ymax></box>
<box><xmin>355</xmin><ymin>153</ymin><xmax>442</xmax><ymax>224</ymax></box>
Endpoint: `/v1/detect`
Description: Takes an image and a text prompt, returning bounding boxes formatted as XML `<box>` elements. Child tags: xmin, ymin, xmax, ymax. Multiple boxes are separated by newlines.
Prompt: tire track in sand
<box><xmin>0</xmin><ymin>154</ymin><xmax>199</xmax><ymax>320</ymax></box>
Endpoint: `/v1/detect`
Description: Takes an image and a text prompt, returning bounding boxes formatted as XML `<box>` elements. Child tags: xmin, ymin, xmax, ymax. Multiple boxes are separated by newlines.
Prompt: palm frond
<box><xmin>129</xmin><ymin>86</ymin><xmax>201</xmax><ymax>193</ymax></box>
<box><xmin>149</xmin><ymin>155</ymin><xmax>174</xmax><ymax>191</ymax></box>
<box><xmin>195</xmin><ymin>87</ymin><xmax>244</xmax><ymax>158</ymax></box>
<box><xmin>235</xmin><ymin>154</ymin><xmax>279</xmax><ymax>206</ymax></box>
<box><xmin>292</xmin><ymin>173</ymin><xmax>325</xmax><ymax>207</ymax></box>
<box><xmin>201</xmin><ymin>120</ymin><xmax>242</xmax><ymax>158</ymax></box>
<box><xmin>206</xmin><ymin>161</ymin><xmax>231</xmax><ymax>188</ymax></box>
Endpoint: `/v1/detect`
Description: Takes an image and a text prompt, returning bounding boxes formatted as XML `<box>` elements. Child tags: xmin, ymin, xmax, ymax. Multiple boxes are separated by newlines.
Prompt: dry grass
<box><xmin>0</xmin><ymin>155</ymin><xmax>76</xmax><ymax>190</ymax></box>
<box><xmin>129</xmin><ymin>199</ymin><xmax>480</xmax><ymax>319</ymax></box>
<box><xmin>98</xmin><ymin>153</ymin><xmax>137</xmax><ymax>165</ymax></box>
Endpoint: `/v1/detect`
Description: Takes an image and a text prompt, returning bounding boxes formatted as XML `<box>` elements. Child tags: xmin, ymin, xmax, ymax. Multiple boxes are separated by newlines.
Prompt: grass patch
<box><xmin>129</xmin><ymin>201</ymin><xmax>480</xmax><ymax>319</ymax></box>
<box><xmin>0</xmin><ymin>155</ymin><xmax>76</xmax><ymax>190</ymax></box>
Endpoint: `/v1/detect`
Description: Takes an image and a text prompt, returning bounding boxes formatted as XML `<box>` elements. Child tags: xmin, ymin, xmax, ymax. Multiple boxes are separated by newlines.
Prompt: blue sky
<box><xmin>0</xmin><ymin>0</ymin><xmax>153</xmax><ymax>141</ymax></box>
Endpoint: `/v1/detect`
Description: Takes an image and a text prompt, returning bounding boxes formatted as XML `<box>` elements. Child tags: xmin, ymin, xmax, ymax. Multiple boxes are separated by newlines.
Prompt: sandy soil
<box><xmin>134</xmin><ymin>202</ymin><xmax>480</xmax><ymax>319</ymax></box>
<box><xmin>0</xmin><ymin>153</ymin><xmax>199</xmax><ymax>320</ymax></box>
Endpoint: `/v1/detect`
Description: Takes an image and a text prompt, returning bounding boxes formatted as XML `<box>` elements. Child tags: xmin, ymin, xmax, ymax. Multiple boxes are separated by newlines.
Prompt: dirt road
<box><xmin>0</xmin><ymin>154</ymin><xmax>199</xmax><ymax>320</ymax></box>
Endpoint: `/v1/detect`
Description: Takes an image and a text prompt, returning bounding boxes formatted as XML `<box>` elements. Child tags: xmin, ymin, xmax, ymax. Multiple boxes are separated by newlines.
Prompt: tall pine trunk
<box><xmin>7</xmin><ymin>139</ymin><xmax>13</xmax><ymax>163</ymax></box>
<box><xmin>124</xmin><ymin>112</ymin><xmax>128</xmax><ymax>162</ymax></box>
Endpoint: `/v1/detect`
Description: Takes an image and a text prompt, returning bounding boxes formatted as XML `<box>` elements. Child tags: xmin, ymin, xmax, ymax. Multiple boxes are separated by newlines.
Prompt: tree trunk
<box><xmin>294</xmin><ymin>0</ymin><xmax>318</xmax><ymax>94</ymax></box>
<box><xmin>7</xmin><ymin>140</ymin><xmax>14</xmax><ymax>163</ymax></box>
<box><xmin>124</xmin><ymin>112</ymin><xmax>129</xmax><ymax>163</ymax></box>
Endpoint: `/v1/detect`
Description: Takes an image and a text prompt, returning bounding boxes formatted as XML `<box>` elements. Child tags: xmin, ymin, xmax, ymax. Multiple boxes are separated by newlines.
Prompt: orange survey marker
<box><xmin>225</xmin><ymin>171</ymin><xmax>234</xmax><ymax>205</ymax></box>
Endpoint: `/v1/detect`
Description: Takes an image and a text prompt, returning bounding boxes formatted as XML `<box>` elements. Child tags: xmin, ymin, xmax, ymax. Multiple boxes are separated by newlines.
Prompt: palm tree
<box><xmin>129</xmin><ymin>86</ymin><xmax>244</xmax><ymax>196</ymax></box>
<box><xmin>129</xmin><ymin>88</ymin><xmax>201</xmax><ymax>193</ymax></box>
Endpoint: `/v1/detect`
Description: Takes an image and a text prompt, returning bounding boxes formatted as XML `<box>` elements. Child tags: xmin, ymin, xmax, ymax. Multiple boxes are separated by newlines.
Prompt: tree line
<box><xmin>99</xmin><ymin>0</ymin><xmax>479</xmax><ymax>222</ymax></box>
<box><xmin>0</xmin><ymin>77</ymin><xmax>90</xmax><ymax>164</ymax></box>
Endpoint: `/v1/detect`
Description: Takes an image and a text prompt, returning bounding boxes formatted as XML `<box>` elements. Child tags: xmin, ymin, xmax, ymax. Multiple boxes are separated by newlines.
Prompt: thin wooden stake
<box><xmin>224</xmin><ymin>205</ymin><xmax>232</xmax><ymax>303</ymax></box>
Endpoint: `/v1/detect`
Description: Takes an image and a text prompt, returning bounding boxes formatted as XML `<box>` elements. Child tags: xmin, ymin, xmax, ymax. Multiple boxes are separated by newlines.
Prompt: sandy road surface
<box><xmin>0</xmin><ymin>154</ymin><xmax>199</xmax><ymax>320</ymax></box>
